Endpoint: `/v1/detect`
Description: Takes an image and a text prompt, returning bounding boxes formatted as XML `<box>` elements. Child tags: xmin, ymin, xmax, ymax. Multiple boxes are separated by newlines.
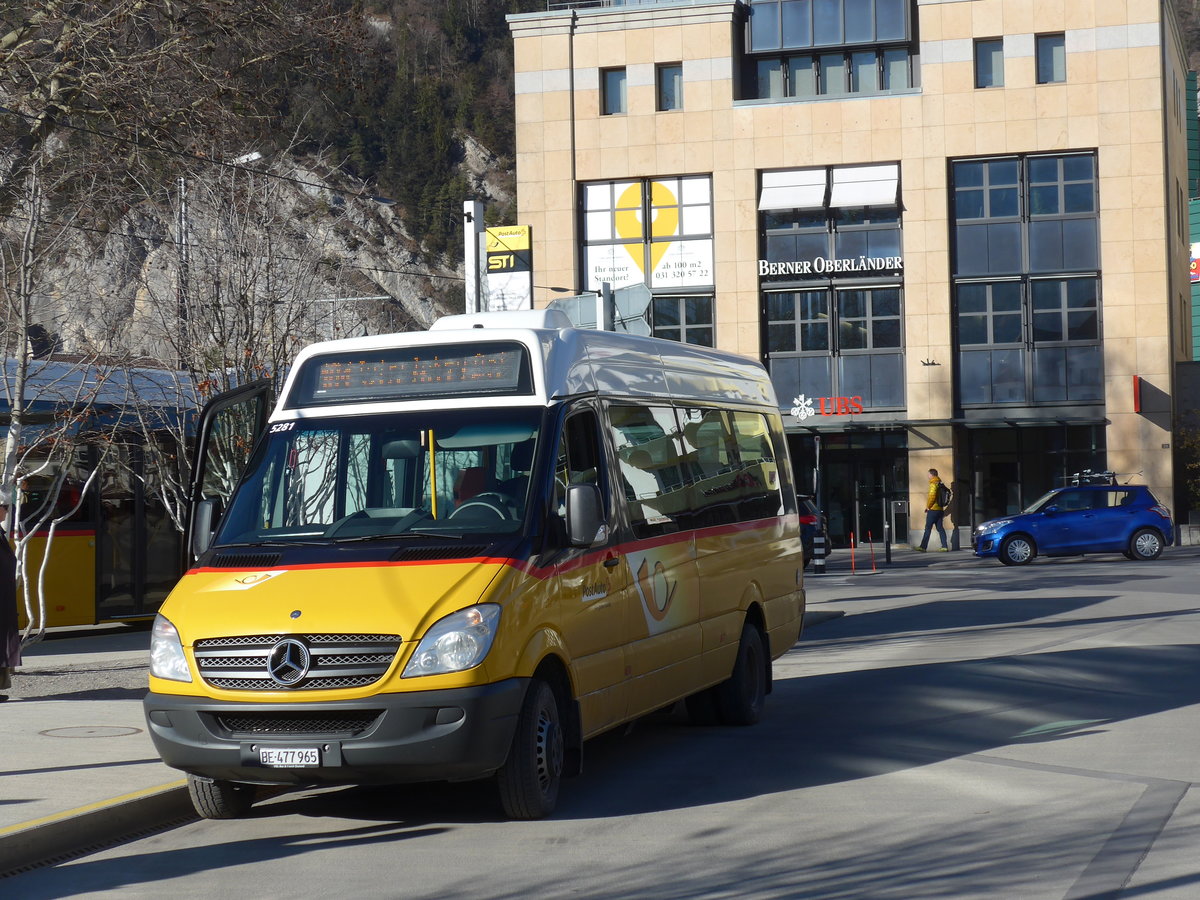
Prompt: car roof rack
<box><xmin>1065</xmin><ymin>469</ymin><xmax>1116</xmax><ymax>486</ymax></box>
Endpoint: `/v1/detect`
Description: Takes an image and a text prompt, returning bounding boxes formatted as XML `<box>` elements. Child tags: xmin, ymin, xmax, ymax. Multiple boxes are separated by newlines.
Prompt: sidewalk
<box><xmin>0</xmin><ymin>624</ymin><xmax>192</xmax><ymax>877</ymax></box>
<box><xmin>3</xmin><ymin>543</ymin><xmax>1194</xmax><ymax>875</ymax></box>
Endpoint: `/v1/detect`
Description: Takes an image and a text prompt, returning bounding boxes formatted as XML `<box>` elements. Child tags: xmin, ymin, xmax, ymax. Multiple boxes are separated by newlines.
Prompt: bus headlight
<box><xmin>149</xmin><ymin>614</ymin><xmax>193</xmax><ymax>682</ymax></box>
<box><xmin>403</xmin><ymin>605</ymin><xmax>500</xmax><ymax>677</ymax></box>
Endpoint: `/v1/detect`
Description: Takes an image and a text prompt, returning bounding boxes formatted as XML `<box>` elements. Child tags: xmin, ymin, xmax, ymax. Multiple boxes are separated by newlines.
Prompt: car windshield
<box><xmin>1021</xmin><ymin>490</ymin><xmax>1063</xmax><ymax>514</ymax></box>
<box><xmin>213</xmin><ymin>407</ymin><xmax>542</xmax><ymax>546</ymax></box>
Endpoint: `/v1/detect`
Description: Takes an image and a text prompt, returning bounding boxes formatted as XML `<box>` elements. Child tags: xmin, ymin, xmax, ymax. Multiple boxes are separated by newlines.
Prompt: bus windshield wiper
<box><xmin>330</xmin><ymin>530</ymin><xmax>465</xmax><ymax>544</ymax></box>
<box><xmin>213</xmin><ymin>540</ymin><xmax>301</xmax><ymax>549</ymax></box>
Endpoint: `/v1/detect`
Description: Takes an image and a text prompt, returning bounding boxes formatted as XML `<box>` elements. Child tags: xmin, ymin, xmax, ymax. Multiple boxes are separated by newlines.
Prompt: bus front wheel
<box><xmin>187</xmin><ymin>774</ymin><xmax>255</xmax><ymax>819</ymax></box>
<box><xmin>497</xmin><ymin>679</ymin><xmax>564</xmax><ymax>820</ymax></box>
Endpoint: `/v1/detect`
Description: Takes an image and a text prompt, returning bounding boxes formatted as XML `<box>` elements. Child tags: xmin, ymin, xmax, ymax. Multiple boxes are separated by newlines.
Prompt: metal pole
<box><xmin>463</xmin><ymin>200</ymin><xmax>483</xmax><ymax>314</ymax></box>
<box><xmin>597</xmin><ymin>281</ymin><xmax>612</xmax><ymax>331</ymax></box>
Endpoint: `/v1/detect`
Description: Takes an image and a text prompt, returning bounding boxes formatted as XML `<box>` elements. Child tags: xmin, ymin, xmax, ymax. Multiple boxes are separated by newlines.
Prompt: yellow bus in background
<box><xmin>145</xmin><ymin>309</ymin><xmax>805</xmax><ymax>820</ymax></box>
<box><xmin>14</xmin><ymin>438</ymin><xmax>183</xmax><ymax>630</ymax></box>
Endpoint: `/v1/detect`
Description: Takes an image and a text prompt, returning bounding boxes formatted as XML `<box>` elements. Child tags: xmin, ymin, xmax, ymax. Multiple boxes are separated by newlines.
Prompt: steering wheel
<box><xmin>448</xmin><ymin>493</ymin><xmax>510</xmax><ymax>521</ymax></box>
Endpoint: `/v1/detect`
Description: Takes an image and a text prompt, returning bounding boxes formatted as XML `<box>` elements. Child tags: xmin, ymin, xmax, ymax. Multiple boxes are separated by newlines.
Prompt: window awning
<box><xmin>829</xmin><ymin>164</ymin><xmax>900</xmax><ymax>207</ymax></box>
<box><xmin>758</xmin><ymin>169</ymin><xmax>826</xmax><ymax>211</ymax></box>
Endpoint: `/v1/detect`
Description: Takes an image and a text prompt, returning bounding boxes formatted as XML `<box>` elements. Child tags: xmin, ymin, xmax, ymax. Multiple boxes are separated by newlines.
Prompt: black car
<box><xmin>798</xmin><ymin>495</ymin><xmax>828</xmax><ymax>568</ymax></box>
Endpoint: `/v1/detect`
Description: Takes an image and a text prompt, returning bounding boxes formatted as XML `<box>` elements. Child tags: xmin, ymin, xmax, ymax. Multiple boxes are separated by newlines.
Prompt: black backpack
<box><xmin>936</xmin><ymin>481</ymin><xmax>952</xmax><ymax>508</ymax></box>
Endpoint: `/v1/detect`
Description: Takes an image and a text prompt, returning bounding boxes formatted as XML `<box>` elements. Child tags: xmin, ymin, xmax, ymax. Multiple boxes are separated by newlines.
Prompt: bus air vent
<box><xmin>209</xmin><ymin>552</ymin><xmax>282</xmax><ymax>569</ymax></box>
<box><xmin>390</xmin><ymin>545</ymin><xmax>487</xmax><ymax>562</ymax></box>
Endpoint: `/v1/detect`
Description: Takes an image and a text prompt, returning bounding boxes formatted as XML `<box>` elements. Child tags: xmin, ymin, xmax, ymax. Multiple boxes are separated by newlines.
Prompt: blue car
<box><xmin>974</xmin><ymin>484</ymin><xmax>1173</xmax><ymax>566</ymax></box>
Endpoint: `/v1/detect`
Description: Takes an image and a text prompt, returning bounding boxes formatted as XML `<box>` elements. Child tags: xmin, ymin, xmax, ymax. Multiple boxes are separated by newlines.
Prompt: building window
<box><xmin>744</xmin><ymin>0</ymin><xmax>915</xmax><ymax>100</ymax></box>
<box><xmin>582</xmin><ymin>176</ymin><xmax>713</xmax><ymax>291</ymax></box>
<box><xmin>657</xmin><ymin>63</ymin><xmax>683</xmax><ymax>111</ymax></box>
<box><xmin>651</xmin><ymin>296</ymin><xmax>713</xmax><ymax>346</ymax></box>
<box><xmin>602</xmin><ymin>68</ymin><xmax>627</xmax><ymax>115</ymax></box>
<box><xmin>1035</xmin><ymin>33</ymin><xmax>1065</xmax><ymax>84</ymax></box>
<box><xmin>951</xmin><ymin>153</ymin><xmax>1102</xmax><ymax>407</ymax></box>
<box><xmin>974</xmin><ymin>39</ymin><xmax>1004</xmax><ymax>88</ymax></box>
<box><xmin>765</xmin><ymin>288</ymin><xmax>905</xmax><ymax>409</ymax></box>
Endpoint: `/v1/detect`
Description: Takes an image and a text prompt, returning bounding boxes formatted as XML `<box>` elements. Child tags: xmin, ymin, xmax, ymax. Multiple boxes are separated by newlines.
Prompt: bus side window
<box><xmin>553</xmin><ymin>409</ymin><xmax>606</xmax><ymax>529</ymax></box>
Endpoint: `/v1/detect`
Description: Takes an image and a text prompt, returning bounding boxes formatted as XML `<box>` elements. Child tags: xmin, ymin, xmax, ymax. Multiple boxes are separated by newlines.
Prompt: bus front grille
<box><xmin>194</xmin><ymin>634</ymin><xmax>402</xmax><ymax>691</ymax></box>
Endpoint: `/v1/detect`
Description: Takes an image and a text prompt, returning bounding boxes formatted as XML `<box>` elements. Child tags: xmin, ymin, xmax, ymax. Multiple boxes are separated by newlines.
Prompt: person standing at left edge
<box><xmin>0</xmin><ymin>486</ymin><xmax>20</xmax><ymax>701</ymax></box>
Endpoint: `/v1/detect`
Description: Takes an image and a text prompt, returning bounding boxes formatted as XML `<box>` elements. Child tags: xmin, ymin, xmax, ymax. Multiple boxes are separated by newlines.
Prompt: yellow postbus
<box><xmin>144</xmin><ymin>310</ymin><xmax>806</xmax><ymax>819</ymax></box>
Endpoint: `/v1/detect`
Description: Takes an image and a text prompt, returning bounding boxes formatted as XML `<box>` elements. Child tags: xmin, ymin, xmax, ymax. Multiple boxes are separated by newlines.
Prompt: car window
<box><xmin>1052</xmin><ymin>490</ymin><xmax>1093</xmax><ymax>511</ymax></box>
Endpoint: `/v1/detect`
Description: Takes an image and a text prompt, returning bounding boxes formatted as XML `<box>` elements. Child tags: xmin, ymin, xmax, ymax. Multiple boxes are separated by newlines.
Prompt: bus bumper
<box><xmin>143</xmin><ymin>678</ymin><xmax>529</xmax><ymax>785</ymax></box>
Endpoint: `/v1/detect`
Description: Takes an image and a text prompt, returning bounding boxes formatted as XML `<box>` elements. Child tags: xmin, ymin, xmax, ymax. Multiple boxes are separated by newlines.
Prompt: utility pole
<box><xmin>463</xmin><ymin>200</ymin><xmax>483</xmax><ymax>314</ymax></box>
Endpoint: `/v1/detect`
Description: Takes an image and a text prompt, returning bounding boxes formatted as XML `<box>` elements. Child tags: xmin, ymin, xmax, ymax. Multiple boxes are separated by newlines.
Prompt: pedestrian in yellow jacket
<box><xmin>916</xmin><ymin>468</ymin><xmax>950</xmax><ymax>552</ymax></box>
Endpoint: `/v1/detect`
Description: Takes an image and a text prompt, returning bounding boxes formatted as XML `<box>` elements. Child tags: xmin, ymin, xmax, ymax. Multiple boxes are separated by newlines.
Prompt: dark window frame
<box><xmin>1035</xmin><ymin>32</ymin><xmax>1066</xmax><ymax>84</ymax></box>
<box><xmin>602</xmin><ymin>67</ymin><xmax>627</xmax><ymax>116</ymax></box>
<box><xmin>974</xmin><ymin>38</ymin><xmax>1004</xmax><ymax>88</ymax></box>
<box><xmin>656</xmin><ymin>63</ymin><xmax>683</xmax><ymax>111</ymax></box>
<box><xmin>651</xmin><ymin>295</ymin><xmax>715</xmax><ymax>347</ymax></box>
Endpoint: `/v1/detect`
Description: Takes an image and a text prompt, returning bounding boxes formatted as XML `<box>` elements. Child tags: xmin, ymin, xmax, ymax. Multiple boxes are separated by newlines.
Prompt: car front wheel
<box><xmin>999</xmin><ymin>534</ymin><xmax>1035</xmax><ymax>566</ymax></box>
<box><xmin>1128</xmin><ymin>528</ymin><xmax>1164</xmax><ymax>561</ymax></box>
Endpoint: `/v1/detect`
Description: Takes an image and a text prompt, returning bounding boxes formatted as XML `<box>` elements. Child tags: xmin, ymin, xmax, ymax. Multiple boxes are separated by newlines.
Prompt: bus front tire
<box><xmin>714</xmin><ymin>622</ymin><xmax>767</xmax><ymax>726</ymax></box>
<box><xmin>187</xmin><ymin>774</ymin><xmax>255</xmax><ymax>819</ymax></box>
<box><xmin>497</xmin><ymin>679</ymin><xmax>563</xmax><ymax>820</ymax></box>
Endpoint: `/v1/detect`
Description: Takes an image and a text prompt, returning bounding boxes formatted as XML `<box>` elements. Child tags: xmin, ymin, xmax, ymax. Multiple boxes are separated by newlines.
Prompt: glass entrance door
<box><xmin>789</xmin><ymin>431</ymin><xmax>907</xmax><ymax>548</ymax></box>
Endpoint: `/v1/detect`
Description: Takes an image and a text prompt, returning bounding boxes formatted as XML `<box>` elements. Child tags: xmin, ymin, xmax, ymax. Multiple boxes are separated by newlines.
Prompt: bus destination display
<box><xmin>293</xmin><ymin>342</ymin><xmax>532</xmax><ymax>406</ymax></box>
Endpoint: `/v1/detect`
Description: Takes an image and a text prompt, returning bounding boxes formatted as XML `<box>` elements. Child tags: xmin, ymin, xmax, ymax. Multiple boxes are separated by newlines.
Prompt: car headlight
<box><xmin>978</xmin><ymin>519</ymin><xmax>1013</xmax><ymax>533</ymax></box>
<box><xmin>403</xmin><ymin>604</ymin><xmax>500</xmax><ymax>678</ymax></box>
<box><xmin>149</xmin><ymin>614</ymin><xmax>192</xmax><ymax>682</ymax></box>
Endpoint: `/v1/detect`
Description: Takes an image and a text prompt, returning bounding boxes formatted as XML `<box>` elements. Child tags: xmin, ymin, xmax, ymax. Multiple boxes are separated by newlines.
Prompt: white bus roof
<box><xmin>272</xmin><ymin>311</ymin><xmax>778</xmax><ymax>421</ymax></box>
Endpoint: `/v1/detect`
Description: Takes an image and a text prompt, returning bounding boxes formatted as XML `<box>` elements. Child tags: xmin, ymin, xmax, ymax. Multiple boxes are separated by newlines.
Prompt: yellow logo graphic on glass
<box><xmin>614</xmin><ymin>182</ymin><xmax>679</xmax><ymax>275</ymax></box>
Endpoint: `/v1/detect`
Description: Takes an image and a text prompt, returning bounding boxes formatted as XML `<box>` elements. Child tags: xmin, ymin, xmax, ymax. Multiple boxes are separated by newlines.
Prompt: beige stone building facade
<box><xmin>508</xmin><ymin>0</ymin><xmax>1191</xmax><ymax>547</ymax></box>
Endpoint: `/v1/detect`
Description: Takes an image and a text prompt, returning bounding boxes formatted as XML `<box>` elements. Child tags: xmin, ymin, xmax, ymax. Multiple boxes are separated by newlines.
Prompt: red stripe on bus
<box><xmin>185</xmin><ymin>515</ymin><xmax>799</xmax><ymax>579</ymax></box>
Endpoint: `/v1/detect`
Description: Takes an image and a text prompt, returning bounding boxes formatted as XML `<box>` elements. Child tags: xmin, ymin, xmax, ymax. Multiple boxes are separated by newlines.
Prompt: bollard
<box><xmin>867</xmin><ymin>531</ymin><xmax>877</xmax><ymax>573</ymax></box>
<box><xmin>813</xmin><ymin>533</ymin><xmax>826</xmax><ymax>574</ymax></box>
<box><xmin>849</xmin><ymin>532</ymin><xmax>856</xmax><ymax>573</ymax></box>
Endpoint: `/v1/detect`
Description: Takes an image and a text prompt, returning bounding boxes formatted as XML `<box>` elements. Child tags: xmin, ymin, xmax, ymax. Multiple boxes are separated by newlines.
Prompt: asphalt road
<box><xmin>8</xmin><ymin>553</ymin><xmax>1200</xmax><ymax>899</ymax></box>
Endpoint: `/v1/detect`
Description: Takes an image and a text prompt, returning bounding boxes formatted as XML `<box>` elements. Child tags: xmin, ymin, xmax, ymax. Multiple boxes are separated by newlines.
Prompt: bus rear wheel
<box><xmin>715</xmin><ymin>622</ymin><xmax>767</xmax><ymax>726</ymax></box>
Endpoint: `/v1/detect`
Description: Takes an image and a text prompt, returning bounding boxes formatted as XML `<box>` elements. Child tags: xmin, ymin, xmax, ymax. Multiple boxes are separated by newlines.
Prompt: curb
<box><xmin>0</xmin><ymin>781</ymin><xmax>192</xmax><ymax>878</ymax></box>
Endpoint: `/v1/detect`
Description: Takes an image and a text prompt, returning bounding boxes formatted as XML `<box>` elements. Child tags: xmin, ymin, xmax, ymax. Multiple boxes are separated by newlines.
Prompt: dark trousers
<box><xmin>920</xmin><ymin>509</ymin><xmax>947</xmax><ymax>550</ymax></box>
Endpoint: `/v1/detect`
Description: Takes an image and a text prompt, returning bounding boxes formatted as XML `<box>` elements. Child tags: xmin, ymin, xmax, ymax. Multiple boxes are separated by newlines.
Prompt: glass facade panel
<box><xmin>881</xmin><ymin>48</ymin><xmax>909</xmax><ymax>89</ymax></box>
<box><xmin>845</xmin><ymin>0</ymin><xmax>873</xmax><ymax>43</ymax></box>
<box><xmin>952</xmin><ymin>153</ymin><xmax>1102</xmax><ymax>408</ymax></box>
<box><xmin>758</xmin><ymin>58</ymin><xmax>786</xmax><ymax>98</ymax></box>
<box><xmin>751</xmin><ymin>3</ymin><xmax>781</xmax><ymax>49</ymax></box>
<box><xmin>782</xmin><ymin>0</ymin><xmax>813</xmax><ymax>46</ymax></box>
<box><xmin>813</xmin><ymin>0</ymin><xmax>842</xmax><ymax>44</ymax></box>
<box><xmin>875</xmin><ymin>0</ymin><xmax>906</xmax><ymax>40</ymax></box>
<box><xmin>819</xmin><ymin>53</ymin><xmax>846</xmax><ymax>93</ymax></box>
<box><xmin>849</xmin><ymin>51</ymin><xmax>878</xmax><ymax>92</ymax></box>
<box><xmin>789</xmin><ymin>56</ymin><xmax>818</xmax><ymax>96</ymax></box>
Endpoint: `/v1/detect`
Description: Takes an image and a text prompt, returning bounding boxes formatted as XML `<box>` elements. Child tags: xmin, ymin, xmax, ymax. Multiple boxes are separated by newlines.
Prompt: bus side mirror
<box><xmin>191</xmin><ymin>498</ymin><xmax>216</xmax><ymax>558</ymax></box>
<box><xmin>566</xmin><ymin>484</ymin><xmax>606</xmax><ymax>547</ymax></box>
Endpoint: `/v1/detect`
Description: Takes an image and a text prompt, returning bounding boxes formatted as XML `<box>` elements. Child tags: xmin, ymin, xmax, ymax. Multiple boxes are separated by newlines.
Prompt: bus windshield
<box><xmin>213</xmin><ymin>408</ymin><xmax>542</xmax><ymax>546</ymax></box>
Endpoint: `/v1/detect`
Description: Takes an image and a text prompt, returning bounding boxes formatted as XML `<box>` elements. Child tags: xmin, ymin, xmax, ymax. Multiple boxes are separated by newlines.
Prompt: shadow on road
<box><xmin>10</xmin><ymin>590</ymin><xmax>1199</xmax><ymax>898</ymax></box>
